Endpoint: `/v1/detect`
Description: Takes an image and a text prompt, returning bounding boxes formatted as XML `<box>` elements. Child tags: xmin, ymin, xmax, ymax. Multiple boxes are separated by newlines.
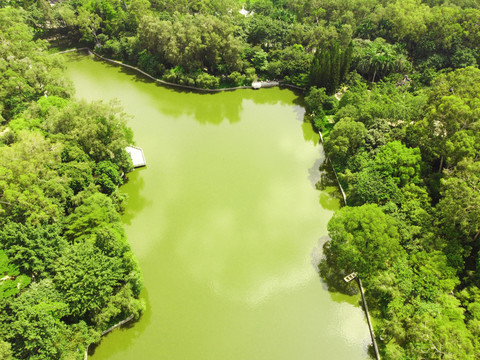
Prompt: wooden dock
<box><xmin>126</xmin><ymin>146</ymin><xmax>146</xmax><ymax>168</ymax></box>
<box><xmin>343</xmin><ymin>272</ymin><xmax>357</xmax><ymax>283</ymax></box>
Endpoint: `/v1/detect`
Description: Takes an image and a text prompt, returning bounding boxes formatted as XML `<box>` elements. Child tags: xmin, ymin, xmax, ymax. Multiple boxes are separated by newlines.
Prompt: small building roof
<box><xmin>239</xmin><ymin>5</ymin><xmax>254</xmax><ymax>17</ymax></box>
<box><xmin>126</xmin><ymin>146</ymin><xmax>146</xmax><ymax>168</ymax></box>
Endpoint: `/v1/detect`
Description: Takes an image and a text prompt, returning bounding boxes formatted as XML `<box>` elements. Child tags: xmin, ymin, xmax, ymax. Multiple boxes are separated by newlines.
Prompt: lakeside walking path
<box><xmin>57</xmin><ymin>48</ymin><xmax>302</xmax><ymax>93</ymax></box>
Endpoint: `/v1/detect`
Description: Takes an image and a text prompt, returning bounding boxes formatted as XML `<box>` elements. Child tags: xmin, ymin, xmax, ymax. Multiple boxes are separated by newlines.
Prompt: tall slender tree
<box><xmin>310</xmin><ymin>42</ymin><xmax>352</xmax><ymax>94</ymax></box>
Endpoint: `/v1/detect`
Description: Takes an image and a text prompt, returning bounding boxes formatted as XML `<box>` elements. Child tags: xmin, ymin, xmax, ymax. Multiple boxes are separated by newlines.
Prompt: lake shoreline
<box><xmin>57</xmin><ymin>48</ymin><xmax>305</xmax><ymax>94</ymax></box>
<box><xmin>66</xmin><ymin>53</ymin><xmax>370</xmax><ymax>360</ymax></box>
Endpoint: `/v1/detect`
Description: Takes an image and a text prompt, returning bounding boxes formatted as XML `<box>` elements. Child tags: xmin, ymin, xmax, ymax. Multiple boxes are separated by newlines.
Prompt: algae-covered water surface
<box><xmin>65</xmin><ymin>53</ymin><xmax>369</xmax><ymax>360</ymax></box>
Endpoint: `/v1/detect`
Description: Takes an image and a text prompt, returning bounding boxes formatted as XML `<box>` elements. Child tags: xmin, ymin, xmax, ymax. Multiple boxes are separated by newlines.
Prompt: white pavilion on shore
<box><xmin>126</xmin><ymin>146</ymin><xmax>146</xmax><ymax>168</ymax></box>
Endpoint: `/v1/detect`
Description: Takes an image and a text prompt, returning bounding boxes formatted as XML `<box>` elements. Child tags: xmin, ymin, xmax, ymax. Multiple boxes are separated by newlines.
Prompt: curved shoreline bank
<box><xmin>317</xmin><ymin>131</ymin><xmax>347</xmax><ymax>206</ymax></box>
<box><xmin>57</xmin><ymin>48</ymin><xmax>305</xmax><ymax>93</ymax></box>
<box><xmin>84</xmin><ymin>314</ymin><xmax>135</xmax><ymax>360</ymax></box>
<box><xmin>64</xmin><ymin>53</ymin><xmax>366</xmax><ymax>360</ymax></box>
<box><xmin>60</xmin><ymin>47</ymin><xmax>346</xmax><ymax>206</ymax></box>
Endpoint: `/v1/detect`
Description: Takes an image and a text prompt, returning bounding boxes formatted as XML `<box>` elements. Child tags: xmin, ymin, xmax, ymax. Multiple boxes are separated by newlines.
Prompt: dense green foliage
<box><xmin>310</xmin><ymin>43</ymin><xmax>352</xmax><ymax>94</ymax></box>
<box><xmin>19</xmin><ymin>0</ymin><xmax>480</xmax><ymax>90</ymax></box>
<box><xmin>0</xmin><ymin>8</ymin><xmax>143</xmax><ymax>359</ymax></box>
<box><xmin>319</xmin><ymin>66</ymin><xmax>480</xmax><ymax>359</ymax></box>
<box><xmin>2</xmin><ymin>0</ymin><xmax>480</xmax><ymax>358</ymax></box>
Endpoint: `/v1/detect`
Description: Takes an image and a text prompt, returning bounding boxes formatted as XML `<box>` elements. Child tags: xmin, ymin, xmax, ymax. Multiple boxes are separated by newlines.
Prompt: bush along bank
<box><xmin>0</xmin><ymin>8</ymin><xmax>144</xmax><ymax>359</ymax></box>
<box><xmin>317</xmin><ymin>68</ymin><xmax>480</xmax><ymax>359</ymax></box>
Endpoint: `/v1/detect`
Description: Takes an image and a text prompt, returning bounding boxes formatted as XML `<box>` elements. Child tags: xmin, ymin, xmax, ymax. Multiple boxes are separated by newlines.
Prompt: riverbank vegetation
<box><xmin>319</xmin><ymin>66</ymin><xmax>480</xmax><ymax>359</ymax></box>
<box><xmin>2</xmin><ymin>0</ymin><xmax>480</xmax><ymax>359</ymax></box>
<box><xmin>28</xmin><ymin>0</ymin><xmax>480</xmax><ymax>90</ymax></box>
<box><xmin>0</xmin><ymin>8</ymin><xmax>143</xmax><ymax>359</ymax></box>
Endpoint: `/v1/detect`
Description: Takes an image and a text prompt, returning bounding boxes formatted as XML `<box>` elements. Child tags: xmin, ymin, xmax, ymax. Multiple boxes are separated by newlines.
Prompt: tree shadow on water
<box><xmin>311</xmin><ymin>159</ymin><xmax>344</xmax><ymax>211</ymax></box>
<box><xmin>122</xmin><ymin>167</ymin><xmax>150</xmax><ymax>226</ymax></box>
<box><xmin>88</xmin><ymin>288</ymin><xmax>151</xmax><ymax>357</ymax></box>
<box><xmin>319</xmin><ymin>190</ymin><xmax>342</xmax><ymax>211</ymax></box>
<box><xmin>302</xmin><ymin>120</ymin><xmax>319</xmax><ymax>145</ymax></box>
<box><xmin>316</xmin><ymin>161</ymin><xmax>344</xmax><ymax>204</ymax></box>
<box><xmin>316</xmin><ymin>160</ymin><xmax>339</xmax><ymax>189</ymax></box>
<box><xmin>84</xmin><ymin>54</ymin><xmax>244</xmax><ymax>125</ymax></box>
<box><xmin>191</xmin><ymin>94</ymin><xmax>243</xmax><ymax>125</ymax></box>
<box><xmin>319</xmin><ymin>257</ymin><xmax>359</xmax><ymax>296</ymax></box>
<box><xmin>307</xmin><ymin>157</ymin><xmax>324</xmax><ymax>187</ymax></box>
<box><xmin>311</xmin><ymin>236</ymin><xmax>359</xmax><ymax>297</ymax></box>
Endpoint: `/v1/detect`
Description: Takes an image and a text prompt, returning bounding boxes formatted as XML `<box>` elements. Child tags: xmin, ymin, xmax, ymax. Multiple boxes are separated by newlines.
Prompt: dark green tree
<box><xmin>0</xmin><ymin>222</ymin><xmax>67</xmax><ymax>279</ymax></box>
<box><xmin>310</xmin><ymin>42</ymin><xmax>352</xmax><ymax>94</ymax></box>
<box><xmin>54</xmin><ymin>242</ymin><xmax>124</xmax><ymax>320</ymax></box>
<box><xmin>323</xmin><ymin>117</ymin><xmax>367</xmax><ymax>167</ymax></box>
<box><xmin>323</xmin><ymin>204</ymin><xmax>404</xmax><ymax>277</ymax></box>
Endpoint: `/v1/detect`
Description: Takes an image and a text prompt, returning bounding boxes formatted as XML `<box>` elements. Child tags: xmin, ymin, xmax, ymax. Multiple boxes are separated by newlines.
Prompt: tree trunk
<box><xmin>438</xmin><ymin>156</ymin><xmax>444</xmax><ymax>173</ymax></box>
<box><xmin>474</xmin><ymin>228</ymin><xmax>480</xmax><ymax>242</ymax></box>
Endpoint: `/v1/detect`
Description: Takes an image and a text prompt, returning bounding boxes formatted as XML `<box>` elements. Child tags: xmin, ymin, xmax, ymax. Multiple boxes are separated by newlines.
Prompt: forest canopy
<box><xmin>318</xmin><ymin>66</ymin><xmax>480</xmax><ymax>358</ymax></box>
<box><xmin>0</xmin><ymin>7</ymin><xmax>143</xmax><ymax>359</ymax></box>
<box><xmin>2</xmin><ymin>0</ymin><xmax>480</xmax><ymax>359</ymax></box>
<box><xmin>27</xmin><ymin>0</ymin><xmax>480</xmax><ymax>89</ymax></box>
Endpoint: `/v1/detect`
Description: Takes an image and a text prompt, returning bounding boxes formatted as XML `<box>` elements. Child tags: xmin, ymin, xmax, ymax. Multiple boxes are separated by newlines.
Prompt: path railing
<box><xmin>57</xmin><ymin>48</ymin><xmax>303</xmax><ymax>93</ymax></box>
<box><xmin>357</xmin><ymin>277</ymin><xmax>381</xmax><ymax>360</ymax></box>
<box><xmin>344</xmin><ymin>272</ymin><xmax>381</xmax><ymax>360</ymax></box>
<box><xmin>317</xmin><ymin>130</ymin><xmax>347</xmax><ymax>206</ymax></box>
<box><xmin>83</xmin><ymin>314</ymin><xmax>135</xmax><ymax>360</ymax></box>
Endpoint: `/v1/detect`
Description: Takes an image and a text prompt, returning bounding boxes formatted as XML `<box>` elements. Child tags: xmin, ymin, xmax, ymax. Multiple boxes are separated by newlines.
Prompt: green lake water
<box><xmin>65</xmin><ymin>53</ymin><xmax>370</xmax><ymax>360</ymax></box>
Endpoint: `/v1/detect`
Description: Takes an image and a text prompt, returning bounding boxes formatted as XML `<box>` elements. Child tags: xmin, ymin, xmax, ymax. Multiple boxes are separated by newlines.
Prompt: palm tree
<box><xmin>354</xmin><ymin>38</ymin><xmax>409</xmax><ymax>82</ymax></box>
